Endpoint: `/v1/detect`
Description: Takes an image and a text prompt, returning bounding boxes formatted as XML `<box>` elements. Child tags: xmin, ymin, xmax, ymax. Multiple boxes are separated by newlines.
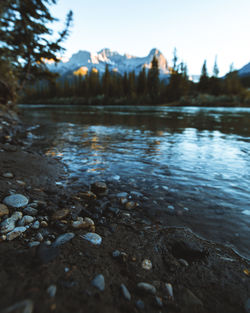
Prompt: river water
<box><xmin>19</xmin><ymin>105</ymin><xmax>250</xmax><ymax>259</ymax></box>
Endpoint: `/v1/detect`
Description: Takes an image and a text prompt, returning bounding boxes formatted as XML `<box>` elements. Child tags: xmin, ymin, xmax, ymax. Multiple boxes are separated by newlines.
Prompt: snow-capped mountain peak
<box><xmin>47</xmin><ymin>48</ymin><xmax>170</xmax><ymax>77</ymax></box>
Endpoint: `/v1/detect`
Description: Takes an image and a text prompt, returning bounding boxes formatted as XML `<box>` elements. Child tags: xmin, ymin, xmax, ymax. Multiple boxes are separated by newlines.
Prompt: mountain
<box><xmin>48</xmin><ymin>48</ymin><xmax>170</xmax><ymax>78</ymax></box>
<box><xmin>238</xmin><ymin>62</ymin><xmax>250</xmax><ymax>76</ymax></box>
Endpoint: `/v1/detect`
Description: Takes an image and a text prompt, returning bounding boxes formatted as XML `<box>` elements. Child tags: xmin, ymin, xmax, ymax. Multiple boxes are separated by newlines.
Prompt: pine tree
<box><xmin>147</xmin><ymin>56</ymin><xmax>160</xmax><ymax>102</ymax></box>
<box><xmin>213</xmin><ymin>56</ymin><xmax>219</xmax><ymax>77</ymax></box>
<box><xmin>0</xmin><ymin>0</ymin><xmax>73</xmax><ymax>103</ymax></box>
<box><xmin>137</xmin><ymin>67</ymin><xmax>147</xmax><ymax>95</ymax></box>
<box><xmin>198</xmin><ymin>60</ymin><xmax>210</xmax><ymax>93</ymax></box>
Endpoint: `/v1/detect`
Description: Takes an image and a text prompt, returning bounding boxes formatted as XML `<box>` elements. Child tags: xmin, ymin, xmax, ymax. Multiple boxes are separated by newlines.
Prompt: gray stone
<box><xmin>52</xmin><ymin>233</ymin><xmax>75</xmax><ymax>247</ymax></box>
<box><xmin>31</xmin><ymin>221</ymin><xmax>40</xmax><ymax>230</ymax></box>
<box><xmin>1</xmin><ymin>211</ymin><xmax>22</xmax><ymax>233</ymax></box>
<box><xmin>81</xmin><ymin>232</ymin><xmax>102</xmax><ymax>245</ymax></box>
<box><xmin>112</xmin><ymin>250</ymin><xmax>121</xmax><ymax>258</ymax></box>
<box><xmin>3</xmin><ymin>194</ymin><xmax>29</xmax><ymax>208</ymax></box>
<box><xmin>23</xmin><ymin>207</ymin><xmax>38</xmax><ymax>216</ymax></box>
<box><xmin>136</xmin><ymin>299</ymin><xmax>144</xmax><ymax>310</ymax></box>
<box><xmin>120</xmin><ymin>284</ymin><xmax>131</xmax><ymax>301</ymax></box>
<box><xmin>36</xmin><ymin>232</ymin><xmax>44</xmax><ymax>242</ymax></box>
<box><xmin>6</xmin><ymin>226</ymin><xmax>26</xmax><ymax>240</ymax></box>
<box><xmin>116</xmin><ymin>192</ymin><xmax>128</xmax><ymax>198</ymax></box>
<box><xmin>130</xmin><ymin>191</ymin><xmax>143</xmax><ymax>198</ymax></box>
<box><xmin>2</xmin><ymin>172</ymin><xmax>14</xmax><ymax>178</ymax></box>
<box><xmin>18</xmin><ymin>215</ymin><xmax>34</xmax><ymax>226</ymax></box>
<box><xmin>28</xmin><ymin>241</ymin><xmax>40</xmax><ymax>248</ymax></box>
<box><xmin>92</xmin><ymin>274</ymin><xmax>105</xmax><ymax>291</ymax></box>
<box><xmin>47</xmin><ymin>284</ymin><xmax>57</xmax><ymax>298</ymax></box>
<box><xmin>245</xmin><ymin>298</ymin><xmax>250</xmax><ymax>313</ymax></box>
<box><xmin>137</xmin><ymin>282</ymin><xmax>156</xmax><ymax>295</ymax></box>
<box><xmin>1</xmin><ymin>299</ymin><xmax>34</xmax><ymax>313</ymax></box>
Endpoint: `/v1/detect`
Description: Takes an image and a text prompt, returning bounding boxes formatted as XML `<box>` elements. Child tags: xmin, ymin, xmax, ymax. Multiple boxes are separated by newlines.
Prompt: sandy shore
<box><xmin>0</xmin><ymin>107</ymin><xmax>249</xmax><ymax>313</ymax></box>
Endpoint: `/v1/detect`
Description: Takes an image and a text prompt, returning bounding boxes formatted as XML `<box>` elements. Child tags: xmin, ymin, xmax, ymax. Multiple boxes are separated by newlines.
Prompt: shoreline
<box><xmin>0</xmin><ymin>107</ymin><xmax>249</xmax><ymax>313</ymax></box>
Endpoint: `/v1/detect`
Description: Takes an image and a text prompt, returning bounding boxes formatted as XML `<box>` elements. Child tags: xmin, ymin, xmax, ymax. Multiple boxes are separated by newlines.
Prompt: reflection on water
<box><xmin>20</xmin><ymin>105</ymin><xmax>250</xmax><ymax>259</ymax></box>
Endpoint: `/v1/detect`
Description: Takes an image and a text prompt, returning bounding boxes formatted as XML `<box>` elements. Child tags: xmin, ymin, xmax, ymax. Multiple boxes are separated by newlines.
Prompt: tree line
<box><xmin>21</xmin><ymin>51</ymin><xmax>249</xmax><ymax>106</ymax></box>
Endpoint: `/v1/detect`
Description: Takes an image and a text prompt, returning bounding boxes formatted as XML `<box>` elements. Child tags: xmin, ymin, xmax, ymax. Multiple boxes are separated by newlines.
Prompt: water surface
<box><xmin>20</xmin><ymin>105</ymin><xmax>250</xmax><ymax>258</ymax></box>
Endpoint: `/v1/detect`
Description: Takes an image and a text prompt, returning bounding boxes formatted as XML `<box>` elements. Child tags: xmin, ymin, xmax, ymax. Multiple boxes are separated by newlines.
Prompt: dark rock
<box><xmin>136</xmin><ymin>299</ymin><xmax>144</xmax><ymax>310</ymax></box>
<box><xmin>36</xmin><ymin>244</ymin><xmax>60</xmax><ymax>264</ymax></box>
<box><xmin>91</xmin><ymin>181</ymin><xmax>108</xmax><ymax>196</ymax></box>
<box><xmin>171</xmin><ymin>240</ymin><xmax>207</xmax><ymax>262</ymax></box>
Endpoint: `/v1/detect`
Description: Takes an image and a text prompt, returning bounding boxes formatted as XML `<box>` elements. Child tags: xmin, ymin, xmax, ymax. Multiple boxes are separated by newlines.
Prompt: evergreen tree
<box><xmin>147</xmin><ymin>56</ymin><xmax>159</xmax><ymax>102</ymax></box>
<box><xmin>137</xmin><ymin>67</ymin><xmax>147</xmax><ymax>95</ymax></box>
<box><xmin>198</xmin><ymin>60</ymin><xmax>210</xmax><ymax>93</ymax></box>
<box><xmin>213</xmin><ymin>56</ymin><xmax>219</xmax><ymax>77</ymax></box>
<box><xmin>102</xmin><ymin>65</ymin><xmax>111</xmax><ymax>96</ymax></box>
<box><xmin>0</xmin><ymin>0</ymin><xmax>73</xmax><ymax>103</ymax></box>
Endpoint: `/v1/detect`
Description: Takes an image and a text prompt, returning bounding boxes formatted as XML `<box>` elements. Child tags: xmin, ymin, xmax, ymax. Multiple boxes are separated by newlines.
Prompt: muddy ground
<box><xmin>0</xmin><ymin>107</ymin><xmax>249</xmax><ymax>313</ymax></box>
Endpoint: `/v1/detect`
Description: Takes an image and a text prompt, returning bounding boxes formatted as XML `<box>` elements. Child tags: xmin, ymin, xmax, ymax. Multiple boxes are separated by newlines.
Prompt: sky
<box><xmin>50</xmin><ymin>0</ymin><xmax>250</xmax><ymax>76</ymax></box>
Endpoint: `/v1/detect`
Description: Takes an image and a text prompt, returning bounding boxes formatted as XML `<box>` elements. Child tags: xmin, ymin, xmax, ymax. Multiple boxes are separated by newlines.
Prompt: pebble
<box><xmin>2</xmin><ymin>172</ymin><xmax>14</xmax><ymax>178</ymax></box>
<box><xmin>36</xmin><ymin>232</ymin><xmax>44</xmax><ymax>242</ymax></box>
<box><xmin>179</xmin><ymin>258</ymin><xmax>189</xmax><ymax>267</ymax></box>
<box><xmin>31</xmin><ymin>220</ymin><xmax>40</xmax><ymax>229</ymax></box>
<box><xmin>3</xmin><ymin>194</ymin><xmax>29</xmax><ymax>208</ymax></box>
<box><xmin>52</xmin><ymin>208</ymin><xmax>70</xmax><ymax>220</ymax></box>
<box><xmin>137</xmin><ymin>282</ymin><xmax>156</xmax><ymax>295</ymax></box>
<box><xmin>41</xmin><ymin>221</ymin><xmax>48</xmax><ymax>227</ymax></box>
<box><xmin>120</xmin><ymin>284</ymin><xmax>131</xmax><ymax>301</ymax></box>
<box><xmin>155</xmin><ymin>296</ymin><xmax>163</xmax><ymax>307</ymax></box>
<box><xmin>81</xmin><ymin>232</ymin><xmax>102</xmax><ymax>245</ymax></box>
<box><xmin>79</xmin><ymin>191</ymin><xmax>96</xmax><ymax>199</ymax></box>
<box><xmin>6</xmin><ymin>226</ymin><xmax>26</xmax><ymax>240</ymax></box>
<box><xmin>91</xmin><ymin>181</ymin><xmax>108</xmax><ymax>196</ymax></box>
<box><xmin>16</xmin><ymin>180</ymin><xmax>26</xmax><ymax>186</ymax></box>
<box><xmin>28</xmin><ymin>241</ymin><xmax>40</xmax><ymax>248</ymax></box>
<box><xmin>116</xmin><ymin>192</ymin><xmax>128</xmax><ymax>198</ymax></box>
<box><xmin>72</xmin><ymin>217</ymin><xmax>95</xmax><ymax>231</ymax></box>
<box><xmin>47</xmin><ymin>284</ymin><xmax>57</xmax><ymax>298</ymax></box>
<box><xmin>141</xmin><ymin>259</ymin><xmax>152</xmax><ymax>270</ymax></box>
<box><xmin>112</xmin><ymin>250</ymin><xmax>121</xmax><ymax>258</ymax></box>
<box><xmin>18</xmin><ymin>215</ymin><xmax>34</xmax><ymax>226</ymax></box>
<box><xmin>92</xmin><ymin>274</ymin><xmax>105</xmax><ymax>291</ymax></box>
<box><xmin>0</xmin><ymin>235</ymin><xmax>7</xmax><ymax>241</ymax></box>
<box><xmin>23</xmin><ymin>207</ymin><xmax>38</xmax><ymax>216</ymax></box>
<box><xmin>52</xmin><ymin>233</ymin><xmax>75</xmax><ymax>247</ymax></box>
<box><xmin>130</xmin><ymin>191</ymin><xmax>144</xmax><ymax>198</ymax></box>
<box><xmin>1</xmin><ymin>299</ymin><xmax>34</xmax><ymax>313</ymax></box>
<box><xmin>125</xmin><ymin>201</ymin><xmax>138</xmax><ymax>210</ymax></box>
<box><xmin>45</xmin><ymin>240</ymin><xmax>52</xmax><ymax>245</ymax></box>
<box><xmin>0</xmin><ymin>204</ymin><xmax>9</xmax><ymax>217</ymax></box>
<box><xmin>0</xmin><ymin>211</ymin><xmax>22</xmax><ymax>233</ymax></box>
<box><xmin>136</xmin><ymin>299</ymin><xmax>145</xmax><ymax>310</ymax></box>
<box><xmin>165</xmin><ymin>283</ymin><xmax>174</xmax><ymax>300</ymax></box>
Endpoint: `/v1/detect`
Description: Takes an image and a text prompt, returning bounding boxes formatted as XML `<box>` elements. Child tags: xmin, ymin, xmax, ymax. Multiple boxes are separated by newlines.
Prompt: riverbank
<box><xmin>20</xmin><ymin>92</ymin><xmax>250</xmax><ymax>107</ymax></box>
<box><xmin>0</xmin><ymin>106</ymin><xmax>249</xmax><ymax>313</ymax></box>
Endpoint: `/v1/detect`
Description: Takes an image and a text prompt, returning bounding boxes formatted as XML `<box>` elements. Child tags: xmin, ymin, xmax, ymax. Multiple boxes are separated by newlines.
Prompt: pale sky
<box><xmin>51</xmin><ymin>0</ymin><xmax>250</xmax><ymax>75</ymax></box>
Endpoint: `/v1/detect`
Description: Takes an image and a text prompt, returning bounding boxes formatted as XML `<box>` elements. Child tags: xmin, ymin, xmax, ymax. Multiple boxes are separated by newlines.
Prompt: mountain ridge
<box><xmin>48</xmin><ymin>48</ymin><xmax>170</xmax><ymax>77</ymax></box>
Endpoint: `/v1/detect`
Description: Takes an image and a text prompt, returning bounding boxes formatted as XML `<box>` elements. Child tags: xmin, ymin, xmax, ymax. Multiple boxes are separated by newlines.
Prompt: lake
<box><xmin>19</xmin><ymin>105</ymin><xmax>250</xmax><ymax>259</ymax></box>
